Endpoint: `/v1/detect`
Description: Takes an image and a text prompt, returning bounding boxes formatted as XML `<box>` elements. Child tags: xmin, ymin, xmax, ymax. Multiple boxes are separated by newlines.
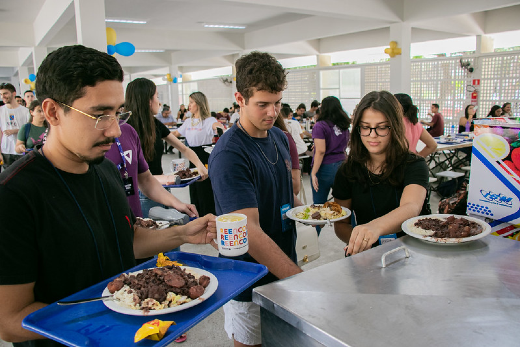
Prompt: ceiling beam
<box><xmin>33</xmin><ymin>0</ymin><xmax>75</xmax><ymax>46</ymax></box>
<box><xmin>219</xmin><ymin>0</ymin><xmax>403</xmax><ymax>21</ymax></box>
<box><xmin>245</xmin><ymin>16</ymin><xmax>392</xmax><ymax>50</ymax></box>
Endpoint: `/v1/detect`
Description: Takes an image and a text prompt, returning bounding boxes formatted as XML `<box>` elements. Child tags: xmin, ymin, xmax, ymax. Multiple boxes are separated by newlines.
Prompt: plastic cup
<box><xmin>216</xmin><ymin>214</ymin><xmax>248</xmax><ymax>256</ymax></box>
<box><xmin>170</xmin><ymin>158</ymin><xmax>189</xmax><ymax>173</ymax></box>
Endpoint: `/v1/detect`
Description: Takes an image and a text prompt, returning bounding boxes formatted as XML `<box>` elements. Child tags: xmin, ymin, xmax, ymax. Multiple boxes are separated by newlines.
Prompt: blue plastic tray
<box><xmin>163</xmin><ymin>176</ymin><xmax>200</xmax><ymax>189</ymax></box>
<box><xmin>22</xmin><ymin>252</ymin><xmax>267</xmax><ymax>346</ymax></box>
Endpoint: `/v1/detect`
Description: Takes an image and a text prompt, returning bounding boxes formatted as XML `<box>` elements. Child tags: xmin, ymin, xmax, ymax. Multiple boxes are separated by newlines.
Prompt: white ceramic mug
<box><xmin>216</xmin><ymin>214</ymin><xmax>248</xmax><ymax>257</ymax></box>
<box><xmin>170</xmin><ymin>158</ymin><xmax>189</xmax><ymax>173</ymax></box>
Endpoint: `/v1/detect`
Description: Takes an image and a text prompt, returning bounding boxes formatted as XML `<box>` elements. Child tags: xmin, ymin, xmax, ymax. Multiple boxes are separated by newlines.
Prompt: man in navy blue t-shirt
<box><xmin>209</xmin><ymin>52</ymin><xmax>302</xmax><ymax>347</ymax></box>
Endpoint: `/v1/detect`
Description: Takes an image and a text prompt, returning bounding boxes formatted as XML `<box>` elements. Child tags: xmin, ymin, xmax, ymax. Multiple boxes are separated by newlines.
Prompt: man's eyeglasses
<box><xmin>57</xmin><ymin>101</ymin><xmax>131</xmax><ymax>130</ymax></box>
<box><xmin>358</xmin><ymin>125</ymin><xmax>391</xmax><ymax>137</ymax></box>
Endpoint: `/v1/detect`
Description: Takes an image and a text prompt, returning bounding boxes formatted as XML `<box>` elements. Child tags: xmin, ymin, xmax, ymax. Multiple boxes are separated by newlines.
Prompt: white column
<box><xmin>18</xmin><ymin>66</ymin><xmax>30</xmax><ymax>95</ymax></box>
<box><xmin>476</xmin><ymin>35</ymin><xmax>494</xmax><ymax>54</ymax></box>
<box><xmin>169</xmin><ymin>65</ymin><xmax>180</xmax><ymax>113</ymax></box>
<box><xmin>389</xmin><ymin>23</ymin><xmax>411</xmax><ymax>94</ymax></box>
<box><xmin>74</xmin><ymin>0</ymin><xmax>106</xmax><ymax>52</ymax></box>
<box><xmin>32</xmin><ymin>46</ymin><xmax>48</xmax><ymax>73</ymax></box>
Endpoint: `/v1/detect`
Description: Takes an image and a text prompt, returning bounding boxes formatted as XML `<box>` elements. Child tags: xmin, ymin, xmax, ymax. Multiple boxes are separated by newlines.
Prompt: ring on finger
<box><xmin>362</xmin><ymin>238</ymin><xmax>369</xmax><ymax>243</ymax></box>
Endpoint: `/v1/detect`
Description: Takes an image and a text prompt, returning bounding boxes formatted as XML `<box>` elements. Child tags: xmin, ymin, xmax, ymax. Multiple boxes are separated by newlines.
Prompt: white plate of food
<box><xmin>286</xmin><ymin>202</ymin><xmax>351</xmax><ymax>226</ymax></box>
<box><xmin>102</xmin><ymin>266</ymin><xmax>218</xmax><ymax>316</ymax></box>
<box><xmin>174</xmin><ymin>168</ymin><xmax>201</xmax><ymax>182</ymax></box>
<box><xmin>402</xmin><ymin>214</ymin><xmax>491</xmax><ymax>244</ymax></box>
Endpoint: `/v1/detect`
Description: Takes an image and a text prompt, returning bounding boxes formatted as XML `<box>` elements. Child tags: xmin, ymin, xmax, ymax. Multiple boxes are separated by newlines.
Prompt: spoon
<box><xmin>57</xmin><ymin>295</ymin><xmax>114</xmax><ymax>305</ymax></box>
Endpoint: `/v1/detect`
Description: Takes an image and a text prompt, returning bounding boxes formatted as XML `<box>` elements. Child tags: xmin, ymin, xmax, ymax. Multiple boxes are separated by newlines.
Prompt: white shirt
<box><xmin>0</xmin><ymin>105</ymin><xmax>30</xmax><ymax>154</ymax></box>
<box><xmin>177</xmin><ymin>117</ymin><xmax>218</xmax><ymax>147</ymax></box>
<box><xmin>285</xmin><ymin>119</ymin><xmax>308</xmax><ymax>154</ymax></box>
<box><xmin>229</xmin><ymin>112</ymin><xmax>240</xmax><ymax>124</ymax></box>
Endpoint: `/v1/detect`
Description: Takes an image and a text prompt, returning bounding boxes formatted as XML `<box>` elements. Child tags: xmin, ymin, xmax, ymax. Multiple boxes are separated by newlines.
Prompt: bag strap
<box><xmin>24</xmin><ymin>123</ymin><xmax>31</xmax><ymax>142</ymax></box>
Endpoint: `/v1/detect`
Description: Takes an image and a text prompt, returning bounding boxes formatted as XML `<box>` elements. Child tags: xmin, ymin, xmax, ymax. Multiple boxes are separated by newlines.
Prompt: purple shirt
<box><xmin>105</xmin><ymin>123</ymin><xmax>149</xmax><ymax>217</ymax></box>
<box><xmin>312</xmin><ymin>120</ymin><xmax>349</xmax><ymax>166</ymax></box>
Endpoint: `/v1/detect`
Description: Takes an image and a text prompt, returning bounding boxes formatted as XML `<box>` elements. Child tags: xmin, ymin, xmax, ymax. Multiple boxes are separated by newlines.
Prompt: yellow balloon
<box><xmin>30</xmin><ymin>82</ymin><xmax>36</xmax><ymax>91</ymax></box>
<box><xmin>23</xmin><ymin>78</ymin><xmax>31</xmax><ymax>84</ymax></box>
<box><xmin>106</xmin><ymin>27</ymin><xmax>117</xmax><ymax>46</ymax></box>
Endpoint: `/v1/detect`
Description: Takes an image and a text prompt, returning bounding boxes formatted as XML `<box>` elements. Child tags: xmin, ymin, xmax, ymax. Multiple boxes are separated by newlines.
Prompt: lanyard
<box><xmin>115</xmin><ymin>137</ymin><xmax>129</xmax><ymax>179</ymax></box>
<box><xmin>40</xmin><ymin>146</ymin><xmax>125</xmax><ymax>277</ymax></box>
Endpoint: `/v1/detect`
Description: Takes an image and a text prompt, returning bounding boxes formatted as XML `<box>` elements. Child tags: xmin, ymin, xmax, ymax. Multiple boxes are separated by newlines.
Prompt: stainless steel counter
<box><xmin>253</xmin><ymin>236</ymin><xmax>520</xmax><ymax>347</ymax></box>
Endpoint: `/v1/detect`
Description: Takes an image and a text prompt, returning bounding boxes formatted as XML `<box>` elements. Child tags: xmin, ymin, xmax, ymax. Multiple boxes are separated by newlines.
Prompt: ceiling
<box><xmin>1</xmin><ymin>0</ymin><xmax>520</xmax><ymax>79</ymax></box>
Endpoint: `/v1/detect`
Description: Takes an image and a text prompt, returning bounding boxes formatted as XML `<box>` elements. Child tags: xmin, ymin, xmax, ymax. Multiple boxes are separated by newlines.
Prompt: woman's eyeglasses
<box><xmin>357</xmin><ymin>125</ymin><xmax>391</xmax><ymax>137</ymax></box>
<box><xmin>57</xmin><ymin>101</ymin><xmax>131</xmax><ymax>130</ymax></box>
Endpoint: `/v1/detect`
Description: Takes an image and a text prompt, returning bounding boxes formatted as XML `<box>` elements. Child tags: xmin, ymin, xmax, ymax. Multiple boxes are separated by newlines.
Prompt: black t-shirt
<box><xmin>332</xmin><ymin>154</ymin><xmax>429</xmax><ymax>233</ymax></box>
<box><xmin>147</xmin><ymin>118</ymin><xmax>171</xmax><ymax>175</ymax></box>
<box><xmin>0</xmin><ymin>151</ymin><xmax>136</xmax><ymax>347</ymax></box>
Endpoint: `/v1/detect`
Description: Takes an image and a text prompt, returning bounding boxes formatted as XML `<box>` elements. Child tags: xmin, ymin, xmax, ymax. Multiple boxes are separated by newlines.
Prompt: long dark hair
<box><xmin>342</xmin><ymin>90</ymin><xmax>412</xmax><ymax>186</ymax></box>
<box><xmin>464</xmin><ymin>105</ymin><xmax>476</xmax><ymax>119</ymax></box>
<box><xmin>317</xmin><ymin>96</ymin><xmax>351</xmax><ymax>130</ymax></box>
<box><xmin>488</xmin><ymin>105</ymin><xmax>501</xmax><ymax>117</ymax></box>
<box><xmin>125</xmin><ymin>78</ymin><xmax>157</xmax><ymax>162</ymax></box>
<box><xmin>394</xmin><ymin>93</ymin><xmax>418</xmax><ymax>125</ymax></box>
<box><xmin>274</xmin><ymin>113</ymin><xmax>289</xmax><ymax>132</ymax></box>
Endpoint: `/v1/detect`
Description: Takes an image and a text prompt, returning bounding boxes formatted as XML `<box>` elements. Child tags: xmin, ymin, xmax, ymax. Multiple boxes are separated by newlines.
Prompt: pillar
<box><xmin>74</xmin><ymin>0</ymin><xmax>106</xmax><ymax>52</ymax></box>
<box><xmin>389</xmin><ymin>23</ymin><xmax>411</xmax><ymax>94</ymax></box>
<box><xmin>32</xmin><ymin>46</ymin><xmax>48</xmax><ymax>73</ymax></box>
<box><xmin>18</xmin><ymin>66</ymin><xmax>30</xmax><ymax>95</ymax></box>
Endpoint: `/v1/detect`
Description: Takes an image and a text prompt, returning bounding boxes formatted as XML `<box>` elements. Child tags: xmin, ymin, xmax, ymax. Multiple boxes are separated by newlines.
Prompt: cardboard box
<box><xmin>467</xmin><ymin>117</ymin><xmax>520</xmax><ymax>238</ymax></box>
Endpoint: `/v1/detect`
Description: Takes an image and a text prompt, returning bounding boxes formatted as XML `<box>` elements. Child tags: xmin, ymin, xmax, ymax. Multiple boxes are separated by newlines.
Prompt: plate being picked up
<box><xmin>402</xmin><ymin>214</ymin><xmax>491</xmax><ymax>244</ymax></box>
<box><xmin>174</xmin><ymin>168</ymin><xmax>201</xmax><ymax>182</ymax></box>
<box><xmin>286</xmin><ymin>203</ymin><xmax>351</xmax><ymax>226</ymax></box>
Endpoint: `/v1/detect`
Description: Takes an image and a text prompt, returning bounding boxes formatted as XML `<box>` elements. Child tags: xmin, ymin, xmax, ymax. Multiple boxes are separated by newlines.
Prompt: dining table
<box><xmin>417</xmin><ymin>134</ymin><xmax>473</xmax><ymax>176</ymax></box>
<box><xmin>253</xmin><ymin>234</ymin><xmax>520</xmax><ymax>347</ymax></box>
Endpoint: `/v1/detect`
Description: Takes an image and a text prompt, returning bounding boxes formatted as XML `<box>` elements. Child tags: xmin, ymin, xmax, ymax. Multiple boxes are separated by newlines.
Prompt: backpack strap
<box><xmin>24</xmin><ymin>122</ymin><xmax>31</xmax><ymax>142</ymax></box>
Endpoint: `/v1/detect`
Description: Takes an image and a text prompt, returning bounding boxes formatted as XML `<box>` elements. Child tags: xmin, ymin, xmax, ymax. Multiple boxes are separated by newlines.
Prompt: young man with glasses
<box><xmin>0</xmin><ymin>45</ymin><xmax>216</xmax><ymax>346</ymax></box>
<box><xmin>0</xmin><ymin>83</ymin><xmax>30</xmax><ymax>169</ymax></box>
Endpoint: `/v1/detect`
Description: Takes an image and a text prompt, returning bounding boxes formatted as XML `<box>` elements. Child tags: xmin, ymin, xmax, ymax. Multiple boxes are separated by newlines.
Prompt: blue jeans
<box><xmin>311</xmin><ymin>160</ymin><xmax>342</xmax><ymax>204</ymax></box>
<box><xmin>138</xmin><ymin>190</ymin><xmax>180</xmax><ymax>252</ymax></box>
<box><xmin>311</xmin><ymin>161</ymin><xmax>342</xmax><ymax>236</ymax></box>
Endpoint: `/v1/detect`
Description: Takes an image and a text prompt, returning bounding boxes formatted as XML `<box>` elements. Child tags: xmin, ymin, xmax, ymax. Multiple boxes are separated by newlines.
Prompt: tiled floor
<box><xmin>0</xmin><ymin>150</ymin><xmax>442</xmax><ymax>347</ymax></box>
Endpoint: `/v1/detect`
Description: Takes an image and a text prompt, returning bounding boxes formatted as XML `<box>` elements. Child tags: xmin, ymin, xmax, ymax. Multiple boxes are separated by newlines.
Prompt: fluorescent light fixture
<box><xmin>204</xmin><ymin>24</ymin><xmax>246</xmax><ymax>29</ymax></box>
<box><xmin>105</xmin><ymin>19</ymin><xmax>146</xmax><ymax>24</ymax></box>
<box><xmin>135</xmin><ymin>49</ymin><xmax>165</xmax><ymax>53</ymax></box>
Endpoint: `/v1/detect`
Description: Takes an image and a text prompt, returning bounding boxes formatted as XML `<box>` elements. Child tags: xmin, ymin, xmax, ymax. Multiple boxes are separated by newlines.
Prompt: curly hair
<box><xmin>35</xmin><ymin>45</ymin><xmax>123</xmax><ymax>106</ymax></box>
<box><xmin>317</xmin><ymin>96</ymin><xmax>351</xmax><ymax>131</ymax></box>
<box><xmin>235</xmin><ymin>51</ymin><xmax>287</xmax><ymax>103</ymax></box>
<box><xmin>342</xmin><ymin>90</ymin><xmax>414</xmax><ymax>187</ymax></box>
<box><xmin>125</xmin><ymin>78</ymin><xmax>157</xmax><ymax>162</ymax></box>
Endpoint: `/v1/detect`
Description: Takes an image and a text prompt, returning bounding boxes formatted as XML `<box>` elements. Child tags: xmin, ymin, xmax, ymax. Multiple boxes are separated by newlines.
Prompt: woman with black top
<box><xmin>458</xmin><ymin>105</ymin><xmax>476</xmax><ymax>133</ymax></box>
<box><xmin>332</xmin><ymin>91</ymin><xmax>429</xmax><ymax>256</ymax></box>
<box><xmin>172</xmin><ymin>91</ymin><xmax>225</xmax><ymax>216</ymax></box>
<box><xmin>125</xmin><ymin>78</ymin><xmax>207</xmax><ymax>217</ymax></box>
<box><xmin>177</xmin><ymin>104</ymin><xmax>187</xmax><ymax>122</ymax></box>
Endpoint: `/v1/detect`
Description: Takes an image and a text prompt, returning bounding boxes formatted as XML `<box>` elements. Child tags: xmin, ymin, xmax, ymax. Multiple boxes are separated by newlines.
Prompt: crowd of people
<box><xmin>0</xmin><ymin>45</ymin><xmax>517</xmax><ymax>347</ymax></box>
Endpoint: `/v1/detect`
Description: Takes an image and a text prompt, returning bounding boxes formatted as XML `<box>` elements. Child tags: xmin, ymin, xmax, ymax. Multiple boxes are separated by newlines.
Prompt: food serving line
<box><xmin>253</xmin><ymin>230</ymin><xmax>520</xmax><ymax>347</ymax></box>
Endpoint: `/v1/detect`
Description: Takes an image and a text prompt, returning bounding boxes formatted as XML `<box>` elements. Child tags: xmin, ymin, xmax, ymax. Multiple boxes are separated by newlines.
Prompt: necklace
<box><xmin>237</xmin><ymin>119</ymin><xmax>278</xmax><ymax>165</ymax></box>
<box><xmin>366</xmin><ymin>165</ymin><xmax>382</xmax><ymax>185</ymax></box>
<box><xmin>191</xmin><ymin>117</ymin><xmax>201</xmax><ymax>127</ymax></box>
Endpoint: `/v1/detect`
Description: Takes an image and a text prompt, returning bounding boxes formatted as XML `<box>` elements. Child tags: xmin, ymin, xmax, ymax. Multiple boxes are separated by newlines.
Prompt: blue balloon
<box><xmin>179</xmin><ymin>74</ymin><xmax>182</xmax><ymax>78</ymax></box>
<box><xmin>115</xmin><ymin>42</ymin><xmax>135</xmax><ymax>57</ymax></box>
<box><xmin>107</xmin><ymin>45</ymin><xmax>116</xmax><ymax>55</ymax></box>
<box><xmin>29</xmin><ymin>74</ymin><xmax>36</xmax><ymax>82</ymax></box>
<box><xmin>173</xmin><ymin>77</ymin><xmax>178</xmax><ymax>83</ymax></box>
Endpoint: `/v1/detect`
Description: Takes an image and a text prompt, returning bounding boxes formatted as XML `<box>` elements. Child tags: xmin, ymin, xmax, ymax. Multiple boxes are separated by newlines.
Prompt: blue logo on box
<box><xmin>480</xmin><ymin>190</ymin><xmax>513</xmax><ymax>207</ymax></box>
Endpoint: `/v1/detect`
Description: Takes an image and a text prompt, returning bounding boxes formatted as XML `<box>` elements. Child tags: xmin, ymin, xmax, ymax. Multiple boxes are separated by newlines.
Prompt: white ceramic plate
<box><xmin>402</xmin><ymin>214</ymin><xmax>491</xmax><ymax>244</ymax></box>
<box><xmin>102</xmin><ymin>266</ymin><xmax>218</xmax><ymax>316</ymax></box>
<box><xmin>286</xmin><ymin>205</ymin><xmax>351</xmax><ymax>226</ymax></box>
<box><xmin>174</xmin><ymin>168</ymin><xmax>201</xmax><ymax>182</ymax></box>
